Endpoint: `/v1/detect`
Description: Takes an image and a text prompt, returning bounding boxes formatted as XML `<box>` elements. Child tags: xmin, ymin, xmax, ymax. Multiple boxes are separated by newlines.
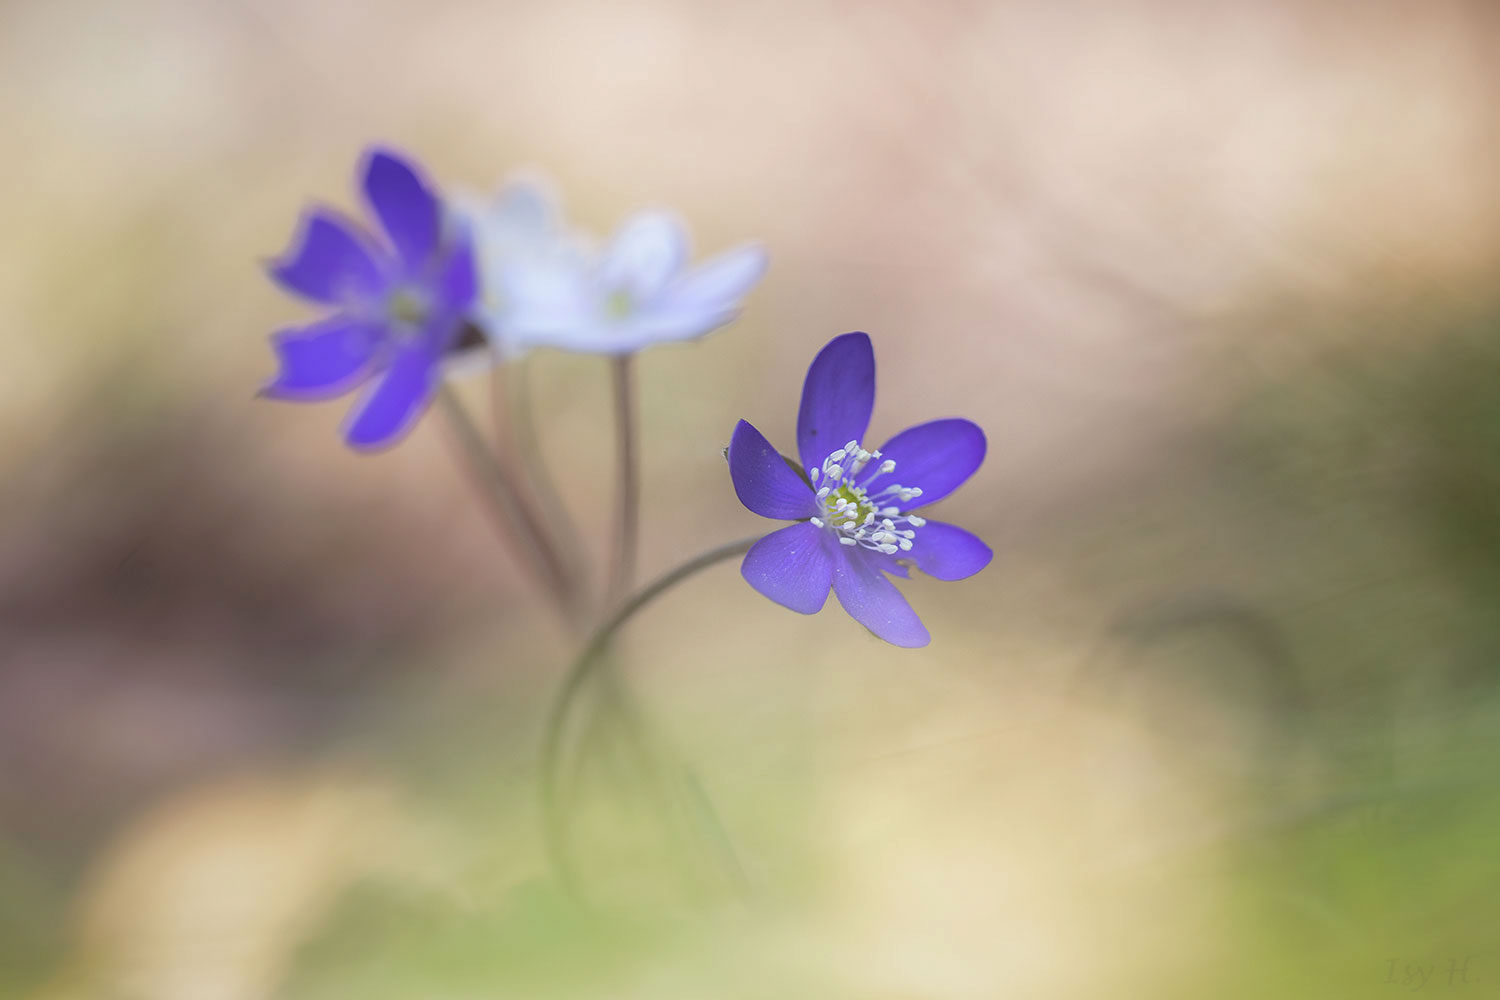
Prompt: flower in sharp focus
<box><xmin>495</xmin><ymin>208</ymin><xmax>768</xmax><ymax>356</ymax></box>
<box><xmin>727</xmin><ymin>332</ymin><xmax>992</xmax><ymax>647</ymax></box>
<box><xmin>262</xmin><ymin>146</ymin><xmax>477</xmax><ymax>451</ymax></box>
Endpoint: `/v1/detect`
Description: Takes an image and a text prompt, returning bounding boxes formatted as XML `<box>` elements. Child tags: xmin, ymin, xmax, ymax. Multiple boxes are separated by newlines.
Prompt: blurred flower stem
<box><xmin>606</xmin><ymin>356</ymin><xmax>640</xmax><ymax>607</ymax></box>
<box><xmin>541</xmin><ymin>535</ymin><xmax>758</xmax><ymax>901</ymax></box>
<box><xmin>436</xmin><ymin>383</ymin><xmax>583</xmax><ymax>628</ymax></box>
<box><xmin>494</xmin><ymin>354</ymin><xmax>591</xmax><ymax>623</ymax></box>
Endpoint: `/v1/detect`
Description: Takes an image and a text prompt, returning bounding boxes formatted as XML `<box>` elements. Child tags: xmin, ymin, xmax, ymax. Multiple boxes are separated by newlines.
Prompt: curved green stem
<box><xmin>540</xmin><ymin>535</ymin><xmax>758</xmax><ymax>900</ymax></box>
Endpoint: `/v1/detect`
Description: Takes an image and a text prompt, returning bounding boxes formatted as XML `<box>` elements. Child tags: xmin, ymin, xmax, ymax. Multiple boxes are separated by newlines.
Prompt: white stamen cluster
<box><xmin>807</xmin><ymin>439</ymin><xmax>925</xmax><ymax>555</ymax></box>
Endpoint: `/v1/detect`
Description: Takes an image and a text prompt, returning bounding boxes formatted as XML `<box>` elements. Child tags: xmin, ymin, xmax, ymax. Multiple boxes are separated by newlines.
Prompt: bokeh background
<box><xmin>4</xmin><ymin>0</ymin><xmax>1500</xmax><ymax>996</ymax></box>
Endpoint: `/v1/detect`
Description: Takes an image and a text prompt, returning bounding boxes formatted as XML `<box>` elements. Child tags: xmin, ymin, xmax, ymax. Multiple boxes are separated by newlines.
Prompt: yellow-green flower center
<box><xmin>387</xmin><ymin>287</ymin><xmax>430</xmax><ymax>327</ymax></box>
<box><xmin>829</xmin><ymin>485</ymin><xmax>875</xmax><ymax>528</ymax></box>
<box><xmin>605</xmin><ymin>288</ymin><xmax>634</xmax><ymax>320</ymax></box>
<box><xmin>808</xmin><ymin>439</ymin><xmax>926</xmax><ymax>556</ymax></box>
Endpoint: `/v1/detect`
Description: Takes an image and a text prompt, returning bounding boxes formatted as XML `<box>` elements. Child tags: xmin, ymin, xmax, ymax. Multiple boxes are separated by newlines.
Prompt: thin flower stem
<box><xmin>540</xmin><ymin>535</ymin><xmax>758</xmax><ymax>901</ymax></box>
<box><xmin>577</xmin><ymin>667</ymin><xmax>753</xmax><ymax>903</ymax></box>
<box><xmin>605</xmin><ymin>355</ymin><xmax>639</xmax><ymax>607</ymax></box>
<box><xmin>486</xmin><ymin>354</ymin><xmax>588</xmax><ymax>625</ymax></box>
<box><xmin>437</xmin><ymin>383</ymin><xmax>579</xmax><ymax>627</ymax></box>
<box><xmin>486</xmin><ymin>347</ymin><xmax>518</xmax><ymax>457</ymax></box>
<box><xmin>508</xmin><ymin>356</ymin><xmax>590</xmax><ymax>620</ymax></box>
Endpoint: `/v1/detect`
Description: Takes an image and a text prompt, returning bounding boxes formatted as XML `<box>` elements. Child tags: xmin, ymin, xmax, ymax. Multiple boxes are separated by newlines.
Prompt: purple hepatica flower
<box><xmin>502</xmin><ymin>210</ymin><xmax>766</xmax><ymax>356</ymax></box>
<box><xmin>728</xmin><ymin>332</ymin><xmax>991</xmax><ymax>647</ymax></box>
<box><xmin>263</xmin><ymin>146</ymin><xmax>477</xmax><ymax>451</ymax></box>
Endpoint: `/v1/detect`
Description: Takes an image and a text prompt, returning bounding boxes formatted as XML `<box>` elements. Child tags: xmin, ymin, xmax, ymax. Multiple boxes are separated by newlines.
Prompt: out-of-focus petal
<box><xmin>362</xmin><ymin>147</ymin><xmax>441</xmax><ymax>273</ymax></box>
<box><xmin>485</xmin><ymin>176</ymin><xmax>559</xmax><ymax>243</ymax></box>
<box><xmin>796</xmin><ymin>332</ymin><xmax>875</xmax><ymax>474</ymax></box>
<box><xmin>729</xmin><ymin>420</ymin><xmax>819</xmax><ymax>520</ymax></box>
<box><xmin>262</xmin><ymin>314</ymin><xmax>381</xmax><ymax>400</ymax></box>
<box><xmin>343</xmin><ymin>342</ymin><xmax>441</xmax><ymax>450</ymax></box>
<box><xmin>620</xmin><ymin>304</ymin><xmax>741</xmax><ymax>347</ymax></box>
<box><xmin>908</xmin><ymin>520</ymin><xmax>992</xmax><ymax>581</ymax></box>
<box><xmin>268</xmin><ymin>210</ymin><xmax>386</xmax><ymax>304</ymax></box>
<box><xmin>497</xmin><ymin>256</ymin><xmax>598</xmax><ymax>350</ymax></box>
<box><xmin>600</xmin><ymin>212</ymin><xmax>687</xmax><ymax>301</ymax></box>
<box><xmin>509</xmin><ymin>323</ymin><xmax>636</xmax><ymax>356</ymax></box>
<box><xmin>863</xmin><ymin>418</ymin><xmax>986</xmax><ymax>508</ymax></box>
<box><xmin>662</xmin><ymin>244</ymin><xmax>767</xmax><ymax>313</ymax></box>
<box><xmin>576</xmin><ymin>244</ymin><xmax>765</xmax><ymax>350</ymax></box>
<box><xmin>460</xmin><ymin>177</ymin><xmax>590</xmax><ymax>297</ymax></box>
<box><xmin>741</xmin><ymin>522</ymin><xmax>834</xmax><ymax>614</ymax></box>
<box><xmin>434</xmin><ymin>229</ymin><xmax>478</xmax><ymax>317</ymax></box>
<box><xmin>830</xmin><ymin>547</ymin><xmax>930</xmax><ymax>647</ymax></box>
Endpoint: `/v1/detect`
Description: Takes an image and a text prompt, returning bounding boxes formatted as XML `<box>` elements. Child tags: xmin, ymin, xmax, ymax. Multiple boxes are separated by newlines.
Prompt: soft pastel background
<box><xmin>4</xmin><ymin>0</ymin><xmax>1499</xmax><ymax>997</ymax></box>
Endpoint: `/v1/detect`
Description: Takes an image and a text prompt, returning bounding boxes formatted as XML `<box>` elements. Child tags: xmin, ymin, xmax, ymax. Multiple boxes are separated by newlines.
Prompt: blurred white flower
<box><xmin>446</xmin><ymin>176</ymin><xmax>593</xmax><ymax>372</ymax></box>
<box><xmin>457</xmin><ymin>179</ymin><xmax>767</xmax><ymax>360</ymax></box>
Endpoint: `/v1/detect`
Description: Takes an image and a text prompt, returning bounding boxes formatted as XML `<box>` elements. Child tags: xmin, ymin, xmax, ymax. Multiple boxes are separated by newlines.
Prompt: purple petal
<box><xmin>741</xmin><ymin>522</ymin><xmax>834</xmax><ymax>614</ymax></box>
<box><xmin>268</xmin><ymin>210</ymin><xmax>386</xmax><ymax>304</ymax></box>
<box><xmin>434</xmin><ymin>227</ymin><xmax>478</xmax><ymax>317</ymax></box>
<box><xmin>796</xmin><ymin>332</ymin><xmax>875</xmax><ymax>475</ymax></box>
<box><xmin>362</xmin><ymin>148</ymin><xmax>441</xmax><ymax>273</ymax></box>
<box><xmin>729</xmin><ymin>420</ymin><xmax>820</xmax><ymax>520</ymax></box>
<box><xmin>863</xmin><ymin>419</ymin><xmax>986</xmax><ymax>508</ymax></box>
<box><xmin>908</xmin><ymin>520</ymin><xmax>992</xmax><ymax>581</ymax></box>
<box><xmin>831</xmin><ymin>547</ymin><xmax>930</xmax><ymax>647</ymax></box>
<box><xmin>262</xmin><ymin>314</ymin><xmax>382</xmax><ymax>400</ymax></box>
<box><xmin>600</xmin><ymin>212</ymin><xmax>687</xmax><ymax>301</ymax></box>
<box><xmin>342</xmin><ymin>342</ymin><xmax>441</xmax><ymax>450</ymax></box>
<box><xmin>663</xmin><ymin>244</ymin><xmax>767</xmax><ymax>312</ymax></box>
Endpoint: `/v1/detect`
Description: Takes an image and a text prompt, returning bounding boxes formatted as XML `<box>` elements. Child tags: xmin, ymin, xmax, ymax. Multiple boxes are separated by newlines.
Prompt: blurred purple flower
<box><xmin>496</xmin><ymin>209</ymin><xmax>767</xmax><ymax>356</ymax></box>
<box><xmin>728</xmin><ymin>332</ymin><xmax>991</xmax><ymax>647</ymax></box>
<box><xmin>263</xmin><ymin>146</ymin><xmax>477</xmax><ymax>451</ymax></box>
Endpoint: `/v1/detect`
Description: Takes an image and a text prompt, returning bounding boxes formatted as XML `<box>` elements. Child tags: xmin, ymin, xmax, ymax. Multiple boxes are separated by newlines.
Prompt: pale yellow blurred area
<box><xmin>3</xmin><ymin>0</ymin><xmax>1498</xmax><ymax>997</ymax></box>
<box><xmin>32</xmin><ymin>769</ymin><xmax>428</xmax><ymax>1000</ymax></box>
